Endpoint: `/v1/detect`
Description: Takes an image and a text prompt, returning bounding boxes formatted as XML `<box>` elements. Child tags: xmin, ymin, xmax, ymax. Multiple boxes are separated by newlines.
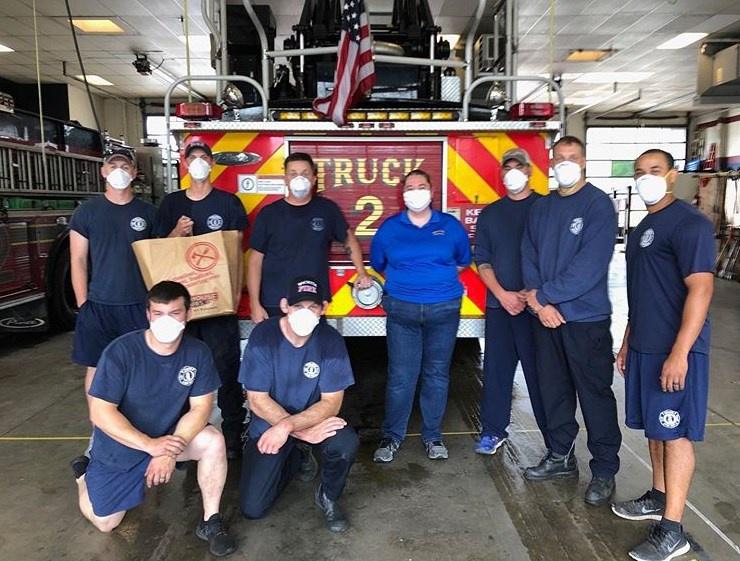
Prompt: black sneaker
<box><xmin>314</xmin><ymin>484</ymin><xmax>349</xmax><ymax>533</ymax></box>
<box><xmin>628</xmin><ymin>524</ymin><xmax>690</xmax><ymax>561</ymax></box>
<box><xmin>70</xmin><ymin>455</ymin><xmax>89</xmax><ymax>480</ymax></box>
<box><xmin>585</xmin><ymin>476</ymin><xmax>615</xmax><ymax>506</ymax></box>
<box><xmin>195</xmin><ymin>513</ymin><xmax>237</xmax><ymax>557</ymax></box>
<box><xmin>373</xmin><ymin>438</ymin><xmax>400</xmax><ymax>463</ymax></box>
<box><xmin>524</xmin><ymin>450</ymin><xmax>578</xmax><ymax>480</ymax></box>
<box><xmin>296</xmin><ymin>443</ymin><xmax>319</xmax><ymax>482</ymax></box>
<box><xmin>612</xmin><ymin>491</ymin><xmax>665</xmax><ymax>521</ymax></box>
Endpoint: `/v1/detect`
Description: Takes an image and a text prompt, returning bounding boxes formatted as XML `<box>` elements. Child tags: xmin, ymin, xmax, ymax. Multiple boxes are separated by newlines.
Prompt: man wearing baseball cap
<box><xmin>69</xmin><ymin>146</ymin><xmax>157</xmax><ymax>477</ymax></box>
<box><xmin>156</xmin><ymin>140</ymin><xmax>249</xmax><ymax>459</ymax></box>
<box><xmin>238</xmin><ymin>276</ymin><xmax>358</xmax><ymax>532</ymax></box>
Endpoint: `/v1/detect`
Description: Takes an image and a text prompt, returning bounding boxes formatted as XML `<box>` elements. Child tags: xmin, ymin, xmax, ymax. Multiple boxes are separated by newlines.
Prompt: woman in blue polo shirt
<box><xmin>370</xmin><ymin>169</ymin><xmax>471</xmax><ymax>463</ymax></box>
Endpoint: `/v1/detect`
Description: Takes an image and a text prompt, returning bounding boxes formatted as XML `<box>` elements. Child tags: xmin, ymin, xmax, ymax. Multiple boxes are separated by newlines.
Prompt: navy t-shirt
<box><xmin>249</xmin><ymin>197</ymin><xmax>349</xmax><ymax>306</ymax></box>
<box><xmin>155</xmin><ymin>188</ymin><xmax>248</xmax><ymax>237</ymax></box>
<box><xmin>89</xmin><ymin>330</ymin><xmax>220</xmax><ymax>470</ymax></box>
<box><xmin>475</xmin><ymin>193</ymin><xmax>541</xmax><ymax>308</ymax></box>
<box><xmin>69</xmin><ymin>195</ymin><xmax>157</xmax><ymax>305</ymax></box>
<box><xmin>626</xmin><ymin>200</ymin><xmax>714</xmax><ymax>354</ymax></box>
<box><xmin>239</xmin><ymin>317</ymin><xmax>354</xmax><ymax>439</ymax></box>
<box><xmin>370</xmin><ymin>210</ymin><xmax>471</xmax><ymax>304</ymax></box>
<box><xmin>522</xmin><ymin>183</ymin><xmax>616</xmax><ymax>322</ymax></box>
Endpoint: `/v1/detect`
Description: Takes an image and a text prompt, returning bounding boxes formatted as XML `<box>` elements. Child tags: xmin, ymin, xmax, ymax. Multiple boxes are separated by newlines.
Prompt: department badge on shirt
<box><xmin>569</xmin><ymin>217</ymin><xmax>583</xmax><ymax>235</ymax></box>
<box><xmin>303</xmin><ymin>361</ymin><xmax>320</xmax><ymax>379</ymax></box>
<box><xmin>207</xmin><ymin>214</ymin><xmax>224</xmax><ymax>230</ymax></box>
<box><xmin>640</xmin><ymin>228</ymin><xmax>655</xmax><ymax>248</ymax></box>
<box><xmin>130</xmin><ymin>217</ymin><xmax>147</xmax><ymax>232</ymax></box>
<box><xmin>178</xmin><ymin>365</ymin><xmax>197</xmax><ymax>386</ymax></box>
<box><xmin>311</xmin><ymin>217</ymin><xmax>325</xmax><ymax>232</ymax></box>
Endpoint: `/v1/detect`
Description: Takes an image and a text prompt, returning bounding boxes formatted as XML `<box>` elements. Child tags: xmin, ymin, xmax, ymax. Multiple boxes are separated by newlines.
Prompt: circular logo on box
<box><xmin>207</xmin><ymin>214</ymin><xmax>224</xmax><ymax>230</ymax></box>
<box><xmin>659</xmin><ymin>409</ymin><xmax>681</xmax><ymax>429</ymax></box>
<box><xmin>178</xmin><ymin>365</ymin><xmax>197</xmax><ymax>386</ymax></box>
<box><xmin>130</xmin><ymin>217</ymin><xmax>147</xmax><ymax>232</ymax></box>
<box><xmin>640</xmin><ymin>228</ymin><xmax>655</xmax><ymax>248</ymax></box>
<box><xmin>186</xmin><ymin>242</ymin><xmax>220</xmax><ymax>272</ymax></box>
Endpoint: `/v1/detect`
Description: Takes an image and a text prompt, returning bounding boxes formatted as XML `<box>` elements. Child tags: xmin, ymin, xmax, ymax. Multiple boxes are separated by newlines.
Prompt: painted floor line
<box><xmin>620</xmin><ymin>439</ymin><xmax>740</xmax><ymax>557</ymax></box>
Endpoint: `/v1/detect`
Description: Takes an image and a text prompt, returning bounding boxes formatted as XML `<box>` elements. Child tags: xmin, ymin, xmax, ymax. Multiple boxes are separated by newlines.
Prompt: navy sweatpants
<box><xmin>480</xmin><ymin>308</ymin><xmax>548</xmax><ymax>447</ymax></box>
<box><xmin>533</xmin><ymin>318</ymin><xmax>621</xmax><ymax>478</ymax></box>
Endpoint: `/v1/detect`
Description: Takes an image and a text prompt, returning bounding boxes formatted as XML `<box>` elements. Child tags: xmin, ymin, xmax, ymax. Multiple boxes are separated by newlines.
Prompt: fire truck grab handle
<box><xmin>163</xmin><ymin>74</ymin><xmax>268</xmax><ymax>193</ymax></box>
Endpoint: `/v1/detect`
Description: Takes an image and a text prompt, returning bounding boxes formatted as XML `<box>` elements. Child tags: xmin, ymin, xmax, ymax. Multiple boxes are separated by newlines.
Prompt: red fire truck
<box><xmin>0</xmin><ymin>94</ymin><xmax>106</xmax><ymax>331</ymax></box>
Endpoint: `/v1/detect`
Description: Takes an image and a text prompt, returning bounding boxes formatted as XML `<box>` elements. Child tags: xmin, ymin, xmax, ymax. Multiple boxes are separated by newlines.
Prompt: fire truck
<box><xmin>167</xmin><ymin>0</ymin><xmax>564</xmax><ymax>339</ymax></box>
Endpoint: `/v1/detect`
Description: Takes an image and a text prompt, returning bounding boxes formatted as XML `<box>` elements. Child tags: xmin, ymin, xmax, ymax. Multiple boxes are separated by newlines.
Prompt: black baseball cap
<box><xmin>184</xmin><ymin>141</ymin><xmax>213</xmax><ymax>158</ymax></box>
<box><xmin>104</xmin><ymin>147</ymin><xmax>135</xmax><ymax>164</ymax></box>
<box><xmin>287</xmin><ymin>276</ymin><xmax>323</xmax><ymax>306</ymax></box>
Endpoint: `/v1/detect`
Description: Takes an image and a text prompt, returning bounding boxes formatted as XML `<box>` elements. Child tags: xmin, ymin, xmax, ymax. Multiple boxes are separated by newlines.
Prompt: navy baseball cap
<box><xmin>287</xmin><ymin>276</ymin><xmax>323</xmax><ymax>306</ymax></box>
<box><xmin>104</xmin><ymin>147</ymin><xmax>135</xmax><ymax>164</ymax></box>
<box><xmin>184</xmin><ymin>141</ymin><xmax>213</xmax><ymax>158</ymax></box>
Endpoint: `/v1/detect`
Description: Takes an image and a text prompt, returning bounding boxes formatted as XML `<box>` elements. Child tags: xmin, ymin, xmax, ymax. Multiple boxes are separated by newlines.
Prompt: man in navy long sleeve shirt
<box><xmin>521</xmin><ymin>136</ymin><xmax>622</xmax><ymax>508</ymax></box>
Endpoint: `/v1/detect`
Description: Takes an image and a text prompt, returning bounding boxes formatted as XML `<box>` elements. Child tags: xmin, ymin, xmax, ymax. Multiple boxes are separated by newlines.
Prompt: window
<box><xmin>145</xmin><ymin>115</ymin><xmax>183</xmax><ymax>162</ymax></box>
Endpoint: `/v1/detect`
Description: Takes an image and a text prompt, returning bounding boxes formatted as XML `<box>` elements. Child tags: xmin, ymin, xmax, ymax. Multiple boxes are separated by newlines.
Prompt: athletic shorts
<box><xmin>85</xmin><ymin>456</ymin><xmax>149</xmax><ymax>517</ymax></box>
<box><xmin>72</xmin><ymin>301</ymin><xmax>148</xmax><ymax>367</ymax></box>
<box><xmin>624</xmin><ymin>348</ymin><xmax>709</xmax><ymax>441</ymax></box>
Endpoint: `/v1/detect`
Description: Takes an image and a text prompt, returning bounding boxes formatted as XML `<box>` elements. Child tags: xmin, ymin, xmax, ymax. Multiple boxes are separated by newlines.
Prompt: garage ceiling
<box><xmin>0</xmin><ymin>0</ymin><xmax>738</xmax><ymax>111</ymax></box>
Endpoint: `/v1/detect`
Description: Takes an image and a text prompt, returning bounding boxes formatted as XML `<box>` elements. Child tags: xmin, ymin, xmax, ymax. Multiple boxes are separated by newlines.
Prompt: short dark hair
<box><xmin>553</xmin><ymin>135</ymin><xmax>586</xmax><ymax>156</ymax></box>
<box><xmin>636</xmin><ymin>149</ymin><xmax>675</xmax><ymax>170</ymax></box>
<box><xmin>146</xmin><ymin>281</ymin><xmax>191</xmax><ymax>310</ymax></box>
<box><xmin>403</xmin><ymin>169</ymin><xmax>431</xmax><ymax>186</ymax></box>
<box><xmin>284</xmin><ymin>152</ymin><xmax>317</xmax><ymax>174</ymax></box>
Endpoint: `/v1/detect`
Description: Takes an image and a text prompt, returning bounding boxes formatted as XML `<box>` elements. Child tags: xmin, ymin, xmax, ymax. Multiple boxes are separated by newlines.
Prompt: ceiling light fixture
<box><xmin>657</xmin><ymin>32</ymin><xmax>708</xmax><ymax>50</ymax></box>
<box><xmin>0</xmin><ymin>43</ymin><xmax>14</xmax><ymax>53</ymax></box>
<box><xmin>565</xmin><ymin>49</ymin><xmax>614</xmax><ymax>62</ymax></box>
<box><xmin>75</xmin><ymin>74</ymin><xmax>114</xmax><ymax>86</ymax></box>
<box><xmin>71</xmin><ymin>19</ymin><xmax>125</xmax><ymax>33</ymax></box>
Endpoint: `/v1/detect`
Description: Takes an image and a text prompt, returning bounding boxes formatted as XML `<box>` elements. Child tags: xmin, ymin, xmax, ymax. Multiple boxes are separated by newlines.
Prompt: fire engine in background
<box><xmin>166</xmin><ymin>0</ymin><xmax>563</xmax><ymax>339</ymax></box>
<box><xmin>0</xmin><ymin>92</ymin><xmax>146</xmax><ymax>332</ymax></box>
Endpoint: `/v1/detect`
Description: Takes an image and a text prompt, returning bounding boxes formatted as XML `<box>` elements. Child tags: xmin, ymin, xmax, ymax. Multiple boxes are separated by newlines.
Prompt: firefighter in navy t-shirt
<box><xmin>69</xmin><ymin>148</ymin><xmax>157</xmax><ymax>471</ymax></box>
<box><xmin>74</xmin><ymin>281</ymin><xmax>237</xmax><ymax>557</ymax></box>
<box><xmin>156</xmin><ymin>141</ymin><xmax>248</xmax><ymax>459</ymax></box>
<box><xmin>238</xmin><ymin>276</ymin><xmax>358</xmax><ymax>533</ymax></box>
<box><xmin>246</xmin><ymin>152</ymin><xmax>372</xmax><ymax>321</ymax></box>
<box><xmin>612</xmin><ymin>149</ymin><xmax>715</xmax><ymax>561</ymax></box>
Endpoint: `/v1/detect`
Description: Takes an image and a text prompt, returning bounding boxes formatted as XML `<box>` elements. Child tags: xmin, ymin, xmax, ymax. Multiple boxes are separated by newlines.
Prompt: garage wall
<box><xmin>67</xmin><ymin>84</ymin><xmax>143</xmax><ymax>147</ymax></box>
<box><xmin>688</xmin><ymin>107</ymin><xmax>740</xmax><ymax>170</ymax></box>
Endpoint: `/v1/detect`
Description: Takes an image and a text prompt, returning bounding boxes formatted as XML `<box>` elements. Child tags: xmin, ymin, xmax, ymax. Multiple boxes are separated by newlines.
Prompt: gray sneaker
<box><xmin>424</xmin><ymin>440</ymin><xmax>449</xmax><ymax>460</ymax></box>
<box><xmin>612</xmin><ymin>491</ymin><xmax>665</xmax><ymax>521</ymax></box>
<box><xmin>373</xmin><ymin>438</ymin><xmax>400</xmax><ymax>463</ymax></box>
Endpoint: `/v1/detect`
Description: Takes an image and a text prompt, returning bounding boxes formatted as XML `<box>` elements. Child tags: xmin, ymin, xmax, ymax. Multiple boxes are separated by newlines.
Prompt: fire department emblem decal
<box><xmin>130</xmin><ymin>217</ymin><xmax>147</xmax><ymax>232</ymax></box>
<box><xmin>178</xmin><ymin>366</ymin><xmax>197</xmax><ymax>387</ymax></box>
<box><xmin>659</xmin><ymin>409</ymin><xmax>681</xmax><ymax>429</ymax></box>
<box><xmin>303</xmin><ymin>361</ymin><xmax>320</xmax><ymax>379</ymax></box>
<box><xmin>311</xmin><ymin>218</ymin><xmax>325</xmax><ymax>232</ymax></box>
<box><xmin>569</xmin><ymin>217</ymin><xmax>583</xmax><ymax>235</ymax></box>
<box><xmin>640</xmin><ymin>228</ymin><xmax>655</xmax><ymax>248</ymax></box>
<box><xmin>207</xmin><ymin>214</ymin><xmax>224</xmax><ymax>230</ymax></box>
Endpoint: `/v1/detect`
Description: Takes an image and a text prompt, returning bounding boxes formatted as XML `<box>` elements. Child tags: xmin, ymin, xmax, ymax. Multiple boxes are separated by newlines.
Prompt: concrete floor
<box><xmin>0</xmin><ymin>261</ymin><xmax>738</xmax><ymax>561</ymax></box>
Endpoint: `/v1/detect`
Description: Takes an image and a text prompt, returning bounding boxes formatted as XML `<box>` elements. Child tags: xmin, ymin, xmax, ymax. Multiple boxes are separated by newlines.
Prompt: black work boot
<box><xmin>524</xmin><ymin>449</ymin><xmax>578</xmax><ymax>480</ymax></box>
<box><xmin>224</xmin><ymin>431</ymin><xmax>244</xmax><ymax>461</ymax></box>
<box><xmin>314</xmin><ymin>484</ymin><xmax>349</xmax><ymax>533</ymax></box>
<box><xmin>296</xmin><ymin>443</ymin><xmax>319</xmax><ymax>482</ymax></box>
<box><xmin>585</xmin><ymin>476</ymin><xmax>615</xmax><ymax>506</ymax></box>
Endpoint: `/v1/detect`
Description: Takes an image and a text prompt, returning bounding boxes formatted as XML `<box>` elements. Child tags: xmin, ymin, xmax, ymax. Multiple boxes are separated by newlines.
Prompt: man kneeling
<box><xmin>75</xmin><ymin>281</ymin><xmax>237</xmax><ymax>557</ymax></box>
<box><xmin>239</xmin><ymin>276</ymin><xmax>358</xmax><ymax>532</ymax></box>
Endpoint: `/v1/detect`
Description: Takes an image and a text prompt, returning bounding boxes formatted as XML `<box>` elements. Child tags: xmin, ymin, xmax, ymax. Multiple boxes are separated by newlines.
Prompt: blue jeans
<box><xmin>381</xmin><ymin>295</ymin><xmax>461</xmax><ymax>443</ymax></box>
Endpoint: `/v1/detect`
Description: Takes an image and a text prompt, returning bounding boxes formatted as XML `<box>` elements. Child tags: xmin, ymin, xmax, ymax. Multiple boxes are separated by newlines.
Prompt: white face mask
<box><xmin>403</xmin><ymin>189</ymin><xmax>432</xmax><ymax>212</ymax></box>
<box><xmin>149</xmin><ymin>315</ymin><xmax>185</xmax><ymax>344</ymax></box>
<box><xmin>553</xmin><ymin>161</ymin><xmax>582</xmax><ymax>188</ymax></box>
<box><xmin>635</xmin><ymin>174</ymin><xmax>669</xmax><ymax>206</ymax></box>
<box><xmin>288</xmin><ymin>175</ymin><xmax>312</xmax><ymax>199</ymax></box>
<box><xmin>503</xmin><ymin>168</ymin><xmax>528</xmax><ymax>195</ymax></box>
<box><xmin>287</xmin><ymin>307</ymin><xmax>320</xmax><ymax>337</ymax></box>
<box><xmin>188</xmin><ymin>157</ymin><xmax>212</xmax><ymax>181</ymax></box>
<box><xmin>106</xmin><ymin>167</ymin><xmax>132</xmax><ymax>190</ymax></box>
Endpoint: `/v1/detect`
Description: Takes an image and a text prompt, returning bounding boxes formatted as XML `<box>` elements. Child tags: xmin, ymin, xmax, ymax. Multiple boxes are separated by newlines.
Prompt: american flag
<box><xmin>312</xmin><ymin>0</ymin><xmax>375</xmax><ymax>125</ymax></box>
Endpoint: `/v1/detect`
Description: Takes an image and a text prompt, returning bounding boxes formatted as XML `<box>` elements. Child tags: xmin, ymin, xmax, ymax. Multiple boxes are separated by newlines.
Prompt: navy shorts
<box><xmin>72</xmin><ymin>301</ymin><xmax>148</xmax><ymax>367</ymax></box>
<box><xmin>86</xmin><ymin>456</ymin><xmax>149</xmax><ymax>517</ymax></box>
<box><xmin>625</xmin><ymin>349</ymin><xmax>709</xmax><ymax>441</ymax></box>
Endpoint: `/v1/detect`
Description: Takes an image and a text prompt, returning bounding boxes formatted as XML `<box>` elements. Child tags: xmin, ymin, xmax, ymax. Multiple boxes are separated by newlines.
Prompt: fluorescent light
<box><xmin>72</xmin><ymin>19</ymin><xmax>125</xmax><ymax>33</ymax></box>
<box><xmin>573</xmin><ymin>72</ymin><xmax>653</xmax><ymax>83</ymax></box>
<box><xmin>657</xmin><ymin>32</ymin><xmax>707</xmax><ymax>50</ymax></box>
<box><xmin>0</xmin><ymin>43</ymin><xmax>14</xmax><ymax>53</ymax></box>
<box><xmin>178</xmin><ymin>35</ymin><xmax>212</xmax><ymax>52</ymax></box>
<box><xmin>565</xmin><ymin>49</ymin><xmax>613</xmax><ymax>62</ymax></box>
<box><xmin>75</xmin><ymin>74</ymin><xmax>114</xmax><ymax>86</ymax></box>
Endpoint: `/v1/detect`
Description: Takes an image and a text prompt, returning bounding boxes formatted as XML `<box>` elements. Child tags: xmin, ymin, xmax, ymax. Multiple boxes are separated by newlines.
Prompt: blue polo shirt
<box><xmin>626</xmin><ymin>199</ymin><xmax>714</xmax><ymax>354</ymax></box>
<box><xmin>522</xmin><ymin>183</ymin><xmax>616</xmax><ymax>322</ymax></box>
<box><xmin>475</xmin><ymin>193</ymin><xmax>541</xmax><ymax>308</ymax></box>
<box><xmin>69</xmin><ymin>195</ymin><xmax>157</xmax><ymax>305</ymax></box>
<box><xmin>155</xmin><ymin>188</ymin><xmax>248</xmax><ymax>237</ymax></box>
<box><xmin>88</xmin><ymin>331</ymin><xmax>220</xmax><ymax>470</ymax></box>
<box><xmin>239</xmin><ymin>318</ymin><xmax>354</xmax><ymax>439</ymax></box>
<box><xmin>370</xmin><ymin>210</ymin><xmax>471</xmax><ymax>304</ymax></box>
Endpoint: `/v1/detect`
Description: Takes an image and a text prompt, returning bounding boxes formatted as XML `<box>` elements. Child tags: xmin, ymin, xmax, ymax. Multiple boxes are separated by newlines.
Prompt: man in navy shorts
<box><xmin>70</xmin><ymin>147</ymin><xmax>157</xmax><ymax>470</ymax></box>
<box><xmin>156</xmin><ymin>141</ymin><xmax>249</xmax><ymax>459</ymax></box>
<box><xmin>75</xmin><ymin>281</ymin><xmax>237</xmax><ymax>557</ymax></box>
<box><xmin>613</xmin><ymin>149</ymin><xmax>715</xmax><ymax>561</ymax></box>
<box><xmin>239</xmin><ymin>276</ymin><xmax>358</xmax><ymax>533</ymax></box>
